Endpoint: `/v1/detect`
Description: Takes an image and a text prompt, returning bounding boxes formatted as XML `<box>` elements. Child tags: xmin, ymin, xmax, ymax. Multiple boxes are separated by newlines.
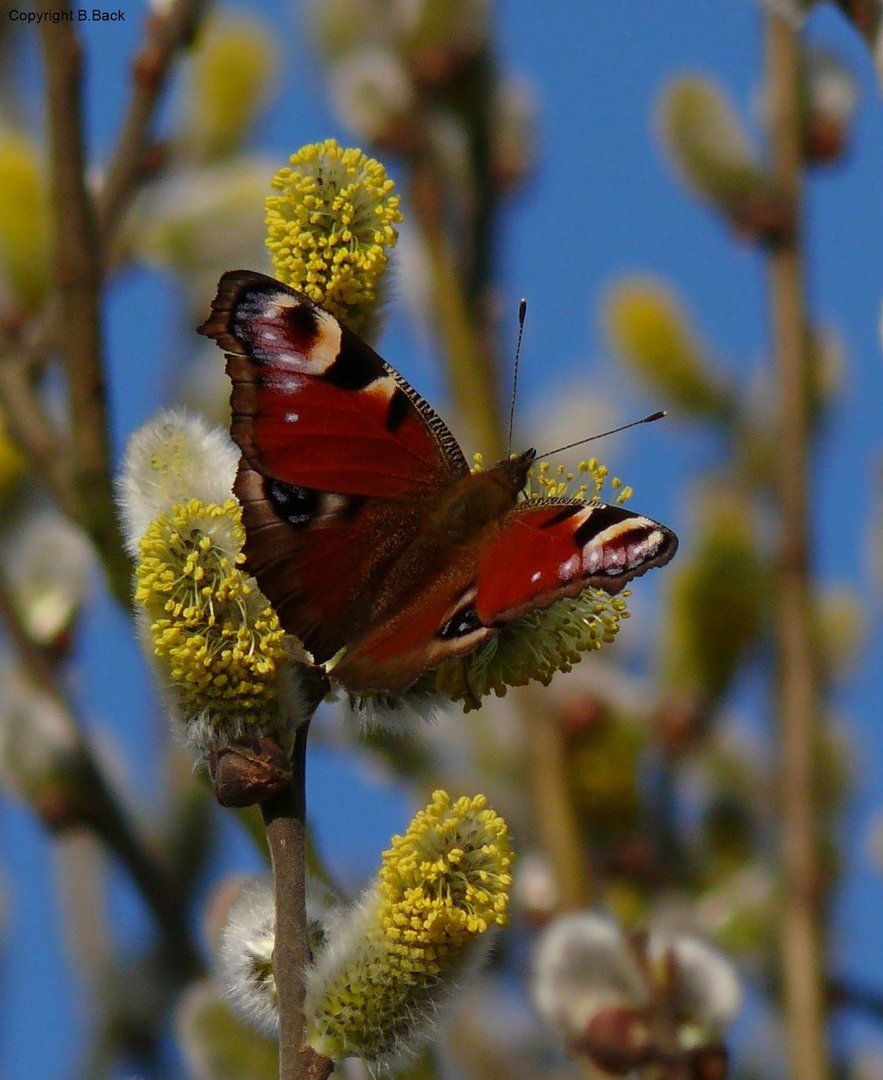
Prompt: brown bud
<box><xmin>572</xmin><ymin>1004</ymin><xmax>654</xmax><ymax>1075</ymax></box>
<box><xmin>557</xmin><ymin>694</ymin><xmax>606</xmax><ymax>738</ymax></box>
<box><xmin>653</xmin><ymin>694</ymin><xmax>708</xmax><ymax>756</ymax></box>
<box><xmin>210</xmin><ymin>736</ymin><xmax>293</xmax><ymax>807</ymax></box>
<box><xmin>804</xmin><ymin>115</ymin><xmax>846</xmax><ymax>164</ymax></box>
<box><xmin>728</xmin><ymin>186</ymin><xmax>795</xmax><ymax>247</ymax></box>
<box><xmin>688</xmin><ymin>1043</ymin><xmax>729</xmax><ymax>1080</ymax></box>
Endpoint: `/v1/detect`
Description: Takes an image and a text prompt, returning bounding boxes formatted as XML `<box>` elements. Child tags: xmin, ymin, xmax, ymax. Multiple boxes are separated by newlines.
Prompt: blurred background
<box><xmin>1</xmin><ymin>1</ymin><xmax>882</xmax><ymax>1077</ymax></box>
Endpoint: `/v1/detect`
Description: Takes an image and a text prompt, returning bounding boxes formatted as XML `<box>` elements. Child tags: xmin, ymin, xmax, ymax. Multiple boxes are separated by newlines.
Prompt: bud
<box><xmin>215</xmin><ymin>874</ymin><xmax>331</xmax><ymax>1035</ymax></box>
<box><xmin>187</xmin><ymin>14</ymin><xmax>278</xmax><ymax>160</ymax></box>
<box><xmin>490</xmin><ymin>76</ymin><xmax>537</xmax><ymax>193</ymax></box>
<box><xmin>399</xmin><ymin>0</ymin><xmax>492</xmax><ymax>87</ymax></box>
<box><xmin>532</xmin><ymin>913</ymin><xmax>647</xmax><ymax>1047</ymax></box>
<box><xmin>0</xmin><ymin>409</ymin><xmax>25</xmax><ymax>501</ymax></box>
<box><xmin>604</xmin><ymin>278</ymin><xmax>734</xmax><ymax>423</ymax></box>
<box><xmin>0</xmin><ymin>127</ymin><xmax>50</xmax><ymax>311</ymax></box>
<box><xmin>756</xmin><ymin>0</ymin><xmax>817</xmax><ymax>26</ymax></box>
<box><xmin>573</xmin><ymin>1004</ymin><xmax>653</xmax><ymax>1074</ymax></box>
<box><xmin>328</xmin><ymin>47</ymin><xmax>418</xmax><ymax>151</ymax></box>
<box><xmin>177</xmin><ymin>981</ymin><xmax>278</xmax><ymax>1080</ymax></box>
<box><xmin>128</xmin><ymin>159</ymin><xmax>272</xmax><ymax>291</ymax></box>
<box><xmin>5</xmin><ymin>510</ymin><xmax>93</xmax><ymax>650</ymax></box>
<box><xmin>662</xmin><ymin>489</ymin><xmax>766</xmax><ymax>706</ymax></box>
<box><xmin>0</xmin><ymin>669</ymin><xmax>89</xmax><ymax>827</ymax></box>
<box><xmin>658</xmin><ymin>77</ymin><xmax>790</xmax><ymax>244</ymax></box>
<box><xmin>801</xmin><ymin>50</ymin><xmax>859</xmax><ymax>165</ymax></box>
<box><xmin>532</xmin><ymin>913</ymin><xmax>741</xmax><ymax>1070</ymax></box>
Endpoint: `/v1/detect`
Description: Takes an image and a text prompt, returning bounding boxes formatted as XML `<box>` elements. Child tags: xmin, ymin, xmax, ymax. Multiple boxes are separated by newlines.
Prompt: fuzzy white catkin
<box><xmin>532</xmin><ymin>912</ymin><xmax>742</xmax><ymax>1044</ymax></box>
<box><xmin>218</xmin><ymin>876</ymin><xmax>279</xmax><ymax>1035</ymax></box>
<box><xmin>531</xmin><ymin>913</ymin><xmax>647</xmax><ymax>1040</ymax></box>
<box><xmin>117</xmin><ymin>409</ymin><xmax>239</xmax><ymax>554</ymax></box>
<box><xmin>218</xmin><ymin>875</ymin><xmax>332</xmax><ymax>1036</ymax></box>
<box><xmin>651</xmin><ymin>934</ymin><xmax>742</xmax><ymax>1035</ymax></box>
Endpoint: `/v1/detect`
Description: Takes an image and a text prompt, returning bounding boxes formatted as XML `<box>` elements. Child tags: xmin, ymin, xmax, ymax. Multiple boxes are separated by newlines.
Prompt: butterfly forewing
<box><xmin>475</xmin><ymin>498</ymin><xmax>679</xmax><ymax>625</ymax></box>
<box><xmin>198</xmin><ymin>271</ymin><xmax>469</xmax><ymax>663</ymax></box>
<box><xmin>200</xmin><ymin>270</ymin><xmax>469</xmax><ymax>496</ymax></box>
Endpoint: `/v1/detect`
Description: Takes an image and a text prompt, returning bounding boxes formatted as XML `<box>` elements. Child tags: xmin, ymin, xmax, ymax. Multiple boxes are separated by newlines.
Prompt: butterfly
<box><xmin>199</xmin><ymin>271</ymin><xmax>678</xmax><ymax>695</ymax></box>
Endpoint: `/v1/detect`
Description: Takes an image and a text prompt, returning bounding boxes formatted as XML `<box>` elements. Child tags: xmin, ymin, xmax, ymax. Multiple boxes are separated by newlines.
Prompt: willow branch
<box><xmin>36</xmin><ymin>3</ymin><xmax>130</xmax><ymax>605</ymax></box>
<box><xmin>0</xmin><ymin>349</ymin><xmax>78</xmax><ymax>516</ymax></box>
<box><xmin>409</xmin><ymin>157</ymin><xmax>505</xmax><ymax>458</ymax></box>
<box><xmin>765</xmin><ymin>15</ymin><xmax>831</xmax><ymax>1080</ymax></box>
<box><xmin>98</xmin><ymin>0</ymin><xmax>210</xmax><ymax>245</ymax></box>
<box><xmin>262</xmin><ymin>714</ymin><xmax>329</xmax><ymax>1080</ymax></box>
<box><xmin>0</xmin><ymin>571</ymin><xmax>199</xmax><ymax>977</ymax></box>
<box><xmin>521</xmin><ymin>684</ymin><xmax>593</xmax><ymax>909</ymax></box>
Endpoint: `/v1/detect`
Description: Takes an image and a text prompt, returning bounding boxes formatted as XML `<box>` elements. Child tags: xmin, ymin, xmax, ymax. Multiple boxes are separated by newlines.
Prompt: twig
<box><xmin>36</xmin><ymin>2</ymin><xmax>130</xmax><ymax>605</ymax></box>
<box><xmin>0</xmin><ymin>351</ymin><xmax>77</xmax><ymax>517</ymax></box>
<box><xmin>0</xmin><ymin>571</ymin><xmax>199</xmax><ymax>976</ymax></box>
<box><xmin>829</xmin><ymin>979</ymin><xmax>883</xmax><ymax>1023</ymax></box>
<box><xmin>409</xmin><ymin>156</ymin><xmax>505</xmax><ymax>457</ymax></box>
<box><xmin>262</xmin><ymin>720</ymin><xmax>313</xmax><ymax>1080</ymax></box>
<box><xmin>765</xmin><ymin>15</ymin><xmax>831</xmax><ymax>1080</ymax></box>
<box><xmin>98</xmin><ymin>0</ymin><xmax>210</xmax><ymax>244</ymax></box>
<box><xmin>521</xmin><ymin>684</ymin><xmax>593</xmax><ymax>909</ymax></box>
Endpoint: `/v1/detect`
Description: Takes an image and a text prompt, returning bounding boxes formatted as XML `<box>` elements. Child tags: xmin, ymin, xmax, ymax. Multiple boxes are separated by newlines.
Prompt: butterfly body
<box><xmin>199</xmin><ymin>271</ymin><xmax>678</xmax><ymax>694</ymax></box>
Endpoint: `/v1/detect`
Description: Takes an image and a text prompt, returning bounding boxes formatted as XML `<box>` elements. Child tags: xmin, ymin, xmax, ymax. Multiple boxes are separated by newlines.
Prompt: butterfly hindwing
<box><xmin>321</xmin><ymin>494</ymin><xmax>678</xmax><ymax>694</ymax></box>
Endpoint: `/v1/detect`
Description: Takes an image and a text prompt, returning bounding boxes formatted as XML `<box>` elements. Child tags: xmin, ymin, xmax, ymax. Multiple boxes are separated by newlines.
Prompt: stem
<box><xmin>522</xmin><ymin>684</ymin><xmax>592</xmax><ymax>909</ymax></box>
<box><xmin>98</xmin><ymin>0</ymin><xmax>210</xmax><ymax>245</ymax></box>
<box><xmin>262</xmin><ymin>720</ymin><xmax>312</xmax><ymax>1080</ymax></box>
<box><xmin>765</xmin><ymin>15</ymin><xmax>831</xmax><ymax>1080</ymax></box>
<box><xmin>36</xmin><ymin>2</ymin><xmax>131</xmax><ymax>605</ymax></box>
<box><xmin>409</xmin><ymin>158</ymin><xmax>505</xmax><ymax>457</ymax></box>
<box><xmin>0</xmin><ymin>572</ymin><xmax>199</xmax><ymax>976</ymax></box>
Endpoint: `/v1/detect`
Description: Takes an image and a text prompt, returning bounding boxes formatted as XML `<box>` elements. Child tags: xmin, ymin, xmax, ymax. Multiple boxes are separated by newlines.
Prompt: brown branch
<box><xmin>262</xmin><ymin>720</ymin><xmax>314</xmax><ymax>1080</ymax></box>
<box><xmin>97</xmin><ymin>0</ymin><xmax>210</xmax><ymax>245</ymax></box>
<box><xmin>0</xmin><ymin>350</ymin><xmax>77</xmax><ymax>516</ymax></box>
<box><xmin>28</xmin><ymin>0</ymin><xmax>210</xmax><ymax>607</ymax></box>
<box><xmin>521</xmin><ymin>684</ymin><xmax>593</xmax><ymax>910</ymax></box>
<box><xmin>765</xmin><ymin>15</ymin><xmax>831</xmax><ymax>1080</ymax></box>
<box><xmin>36</xmin><ymin>2</ymin><xmax>130</xmax><ymax>605</ymax></box>
<box><xmin>409</xmin><ymin>157</ymin><xmax>505</xmax><ymax>458</ymax></box>
<box><xmin>0</xmin><ymin>570</ymin><xmax>199</xmax><ymax>977</ymax></box>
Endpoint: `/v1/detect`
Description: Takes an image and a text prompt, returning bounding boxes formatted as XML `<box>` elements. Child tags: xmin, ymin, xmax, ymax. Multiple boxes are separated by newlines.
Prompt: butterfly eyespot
<box><xmin>438</xmin><ymin>605</ymin><xmax>484</xmax><ymax>641</ymax></box>
<box><xmin>266</xmin><ymin>479</ymin><xmax>320</xmax><ymax>527</ymax></box>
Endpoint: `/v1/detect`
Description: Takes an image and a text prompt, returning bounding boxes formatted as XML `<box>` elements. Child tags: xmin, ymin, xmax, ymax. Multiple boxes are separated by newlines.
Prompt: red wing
<box><xmin>232</xmin><ymin>460</ymin><xmax>426</xmax><ymax>664</ymax></box>
<box><xmin>317</xmin><ymin>498</ymin><xmax>678</xmax><ymax>695</ymax></box>
<box><xmin>198</xmin><ymin>270</ymin><xmax>468</xmax><ymax>497</ymax></box>
<box><xmin>475</xmin><ymin>499</ymin><xmax>679</xmax><ymax>624</ymax></box>
<box><xmin>198</xmin><ymin>270</ymin><xmax>468</xmax><ymax>663</ymax></box>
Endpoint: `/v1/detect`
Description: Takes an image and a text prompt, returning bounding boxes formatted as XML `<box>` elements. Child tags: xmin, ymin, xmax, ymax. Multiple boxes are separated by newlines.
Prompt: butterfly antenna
<box><xmin>507</xmin><ymin>299</ymin><xmax>528</xmax><ymax>459</ymax></box>
<box><xmin>534</xmin><ymin>410</ymin><xmax>667</xmax><ymax>461</ymax></box>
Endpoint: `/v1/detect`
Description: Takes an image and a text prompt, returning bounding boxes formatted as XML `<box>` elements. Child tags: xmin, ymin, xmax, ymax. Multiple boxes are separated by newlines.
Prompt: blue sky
<box><xmin>3</xmin><ymin>2</ymin><xmax>883</xmax><ymax>1076</ymax></box>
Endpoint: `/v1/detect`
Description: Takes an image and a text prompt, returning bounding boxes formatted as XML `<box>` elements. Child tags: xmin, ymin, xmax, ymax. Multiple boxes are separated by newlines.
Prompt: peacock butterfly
<box><xmin>199</xmin><ymin>271</ymin><xmax>678</xmax><ymax>694</ymax></box>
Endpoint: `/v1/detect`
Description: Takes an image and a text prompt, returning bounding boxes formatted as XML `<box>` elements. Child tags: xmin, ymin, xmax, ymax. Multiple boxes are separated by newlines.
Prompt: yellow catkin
<box><xmin>265</xmin><ymin>139</ymin><xmax>403</xmax><ymax>333</ymax></box>
<box><xmin>135</xmin><ymin>498</ymin><xmax>286</xmax><ymax>716</ymax></box>
<box><xmin>306</xmin><ymin>791</ymin><xmax>511</xmax><ymax>1065</ymax></box>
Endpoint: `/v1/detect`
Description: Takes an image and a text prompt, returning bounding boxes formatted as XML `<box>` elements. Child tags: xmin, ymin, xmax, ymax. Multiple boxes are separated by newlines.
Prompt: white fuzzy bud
<box><xmin>117</xmin><ymin>409</ymin><xmax>238</xmax><ymax>555</ymax></box>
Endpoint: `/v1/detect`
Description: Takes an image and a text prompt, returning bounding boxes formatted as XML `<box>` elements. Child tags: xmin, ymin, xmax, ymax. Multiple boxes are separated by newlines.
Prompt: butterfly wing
<box><xmin>198</xmin><ymin>270</ymin><xmax>469</xmax><ymax>662</ymax></box>
<box><xmin>475</xmin><ymin>498</ymin><xmax>679</xmax><ymax>624</ymax></box>
<box><xmin>329</xmin><ymin>495</ymin><xmax>678</xmax><ymax>693</ymax></box>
